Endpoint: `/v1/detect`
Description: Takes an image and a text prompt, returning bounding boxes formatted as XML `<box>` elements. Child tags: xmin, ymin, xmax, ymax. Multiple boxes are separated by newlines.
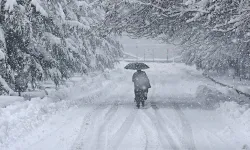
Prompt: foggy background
<box><xmin>118</xmin><ymin>36</ymin><xmax>181</xmax><ymax>60</ymax></box>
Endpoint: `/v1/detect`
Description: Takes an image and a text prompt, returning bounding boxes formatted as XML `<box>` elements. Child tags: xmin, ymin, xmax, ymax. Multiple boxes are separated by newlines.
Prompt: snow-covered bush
<box><xmin>196</xmin><ymin>85</ymin><xmax>231</xmax><ymax>109</ymax></box>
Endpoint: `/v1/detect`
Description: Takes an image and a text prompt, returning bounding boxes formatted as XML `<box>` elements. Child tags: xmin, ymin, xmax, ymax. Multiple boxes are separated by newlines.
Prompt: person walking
<box><xmin>132</xmin><ymin>69</ymin><xmax>151</xmax><ymax>108</ymax></box>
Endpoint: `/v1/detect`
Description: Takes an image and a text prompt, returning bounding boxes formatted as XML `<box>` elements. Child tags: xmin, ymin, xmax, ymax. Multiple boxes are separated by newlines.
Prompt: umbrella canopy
<box><xmin>124</xmin><ymin>62</ymin><xmax>149</xmax><ymax>70</ymax></box>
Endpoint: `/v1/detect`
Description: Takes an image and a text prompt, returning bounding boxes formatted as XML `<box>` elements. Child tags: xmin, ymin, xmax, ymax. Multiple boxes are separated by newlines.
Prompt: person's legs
<box><xmin>136</xmin><ymin>100</ymin><xmax>140</xmax><ymax>108</ymax></box>
<box><xmin>143</xmin><ymin>89</ymin><xmax>148</xmax><ymax>100</ymax></box>
<box><xmin>137</xmin><ymin>90</ymin><xmax>145</xmax><ymax>107</ymax></box>
<box><xmin>135</xmin><ymin>89</ymin><xmax>140</xmax><ymax>108</ymax></box>
<box><xmin>138</xmin><ymin>89</ymin><xmax>148</xmax><ymax>107</ymax></box>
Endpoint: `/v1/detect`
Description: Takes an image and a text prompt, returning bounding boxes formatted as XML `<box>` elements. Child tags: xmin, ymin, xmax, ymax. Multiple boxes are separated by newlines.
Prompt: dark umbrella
<box><xmin>124</xmin><ymin>62</ymin><xmax>149</xmax><ymax>70</ymax></box>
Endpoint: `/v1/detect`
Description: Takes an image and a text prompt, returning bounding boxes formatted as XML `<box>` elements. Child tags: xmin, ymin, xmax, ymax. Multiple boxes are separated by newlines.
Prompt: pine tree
<box><xmin>0</xmin><ymin>0</ymin><xmax>123</xmax><ymax>95</ymax></box>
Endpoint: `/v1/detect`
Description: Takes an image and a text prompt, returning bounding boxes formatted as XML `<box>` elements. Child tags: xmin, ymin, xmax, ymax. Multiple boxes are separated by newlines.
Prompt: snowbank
<box><xmin>217</xmin><ymin>101</ymin><xmax>250</xmax><ymax>141</ymax></box>
<box><xmin>196</xmin><ymin>84</ymin><xmax>250</xmax><ymax>146</ymax></box>
<box><xmin>195</xmin><ymin>83</ymin><xmax>250</xmax><ymax>108</ymax></box>
<box><xmin>0</xmin><ymin>96</ymin><xmax>24</xmax><ymax>108</ymax></box>
<box><xmin>218</xmin><ymin>101</ymin><xmax>249</xmax><ymax>119</ymax></box>
<box><xmin>0</xmin><ymin>65</ymin><xmax>127</xmax><ymax>149</ymax></box>
<box><xmin>0</xmin><ymin>97</ymin><xmax>72</xmax><ymax>148</ymax></box>
<box><xmin>196</xmin><ymin>85</ymin><xmax>230</xmax><ymax>108</ymax></box>
<box><xmin>22</xmin><ymin>91</ymin><xmax>47</xmax><ymax>100</ymax></box>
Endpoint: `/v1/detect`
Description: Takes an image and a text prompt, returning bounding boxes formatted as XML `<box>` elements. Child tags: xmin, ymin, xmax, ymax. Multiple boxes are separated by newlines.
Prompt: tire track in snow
<box><xmin>71</xmin><ymin>104</ymin><xmax>109</xmax><ymax>150</ymax></box>
<box><xmin>144</xmin><ymin>128</ymin><xmax>149</xmax><ymax>150</ymax></box>
<box><xmin>136</xmin><ymin>113</ymin><xmax>150</xmax><ymax>150</ymax></box>
<box><xmin>146</xmin><ymin>69</ymin><xmax>180</xmax><ymax>149</ymax></box>
<box><xmin>202</xmin><ymin>129</ymin><xmax>230</xmax><ymax>150</ymax></box>
<box><xmin>156</xmin><ymin>105</ymin><xmax>186</xmax><ymax>146</ymax></box>
<box><xmin>108</xmin><ymin>108</ymin><xmax>138</xmax><ymax>150</ymax></box>
<box><xmin>137</xmin><ymin>111</ymin><xmax>160</xmax><ymax>150</ymax></box>
<box><xmin>150</xmin><ymin>101</ymin><xmax>196</xmax><ymax>150</ymax></box>
<box><xmin>151</xmin><ymin>102</ymin><xmax>184</xmax><ymax>145</ymax></box>
<box><xmin>143</xmin><ymin>109</ymin><xmax>178</xmax><ymax>150</ymax></box>
<box><xmin>93</xmin><ymin>103</ymin><xmax>119</xmax><ymax>150</ymax></box>
<box><xmin>72</xmin><ymin>71</ymin><xmax>132</xmax><ymax>150</ymax></box>
<box><xmin>172</xmin><ymin>103</ymin><xmax>197</xmax><ymax>150</ymax></box>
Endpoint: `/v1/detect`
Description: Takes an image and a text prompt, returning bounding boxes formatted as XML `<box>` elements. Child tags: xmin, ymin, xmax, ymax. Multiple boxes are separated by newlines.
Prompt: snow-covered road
<box><xmin>2</xmin><ymin>62</ymin><xmax>250</xmax><ymax>150</ymax></box>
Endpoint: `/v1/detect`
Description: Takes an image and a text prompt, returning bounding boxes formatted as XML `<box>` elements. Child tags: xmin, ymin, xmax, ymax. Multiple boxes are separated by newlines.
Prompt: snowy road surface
<box><xmin>2</xmin><ymin>62</ymin><xmax>250</xmax><ymax>150</ymax></box>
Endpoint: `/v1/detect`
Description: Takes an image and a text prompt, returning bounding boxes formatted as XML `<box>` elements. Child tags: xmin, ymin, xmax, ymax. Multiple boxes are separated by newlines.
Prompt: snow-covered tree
<box><xmin>0</xmin><ymin>0</ymin><xmax>122</xmax><ymax>95</ymax></box>
<box><xmin>104</xmin><ymin>0</ymin><xmax>250</xmax><ymax>77</ymax></box>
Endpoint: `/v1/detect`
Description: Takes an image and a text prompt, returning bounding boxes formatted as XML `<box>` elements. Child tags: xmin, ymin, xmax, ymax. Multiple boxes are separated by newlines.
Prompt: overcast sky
<box><xmin>118</xmin><ymin>36</ymin><xmax>181</xmax><ymax>59</ymax></box>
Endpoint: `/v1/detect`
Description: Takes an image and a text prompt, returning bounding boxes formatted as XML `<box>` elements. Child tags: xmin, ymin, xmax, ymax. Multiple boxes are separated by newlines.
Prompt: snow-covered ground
<box><xmin>210</xmin><ymin>74</ymin><xmax>250</xmax><ymax>96</ymax></box>
<box><xmin>1</xmin><ymin>62</ymin><xmax>250</xmax><ymax>150</ymax></box>
<box><xmin>0</xmin><ymin>96</ymin><xmax>24</xmax><ymax>108</ymax></box>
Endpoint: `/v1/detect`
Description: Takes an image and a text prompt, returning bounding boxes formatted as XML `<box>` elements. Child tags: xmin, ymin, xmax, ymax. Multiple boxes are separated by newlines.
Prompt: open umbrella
<box><xmin>124</xmin><ymin>62</ymin><xmax>149</xmax><ymax>70</ymax></box>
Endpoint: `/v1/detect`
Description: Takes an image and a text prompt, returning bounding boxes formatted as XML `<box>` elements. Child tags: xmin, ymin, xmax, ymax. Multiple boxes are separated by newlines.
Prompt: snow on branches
<box><xmin>104</xmin><ymin>0</ymin><xmax>250</xmax><ymax>77</ymax></box>
<box><xmin>0</xmin><ymin>0</ymin><xmax>122</xmax><ymax>95</ymax></box>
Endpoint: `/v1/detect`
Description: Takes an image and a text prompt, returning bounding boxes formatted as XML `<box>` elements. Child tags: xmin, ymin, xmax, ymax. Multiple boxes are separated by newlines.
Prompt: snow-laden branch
<box><xmin>0</xmin><ymin>26</ymin><xmax>6</xmax><ymax>49</ymax></box>
<box><xmin>4</xmin><ymin>0</ymin><xmax>17</xmax><ymax>12</ymax></box>
<box><xmin>31</xmin><ymin>0</ymin><xmax>48</xmax><ymax>17</ymax></box>
<box><xmin>125</xmin><ymin>0</ymin><xmax>180</xmax><ymax>15</ymax></box>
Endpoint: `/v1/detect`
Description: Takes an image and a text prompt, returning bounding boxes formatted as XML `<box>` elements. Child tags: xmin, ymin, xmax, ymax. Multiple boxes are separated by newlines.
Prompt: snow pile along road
<box><xmin>217</xmin><ymin>101</ymin><xmax>250</xmax><ymax>139</ymax></box>
<box><xmin>0</xmin><ymin>65</ymin><xmax>129</xmax><ymax>149</ymax></box>
<box><xmin>0</xmin><ymin>96</ymin><xmax>24</xmax><ymax>108</ymax></box>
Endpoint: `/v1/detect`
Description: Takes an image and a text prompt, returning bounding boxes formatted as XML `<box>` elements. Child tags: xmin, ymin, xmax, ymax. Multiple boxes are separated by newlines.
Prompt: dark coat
<box><xmin>132</xmin><ymin>71</ymin><xmax>151</xmax><ymax>90</ymax></box>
